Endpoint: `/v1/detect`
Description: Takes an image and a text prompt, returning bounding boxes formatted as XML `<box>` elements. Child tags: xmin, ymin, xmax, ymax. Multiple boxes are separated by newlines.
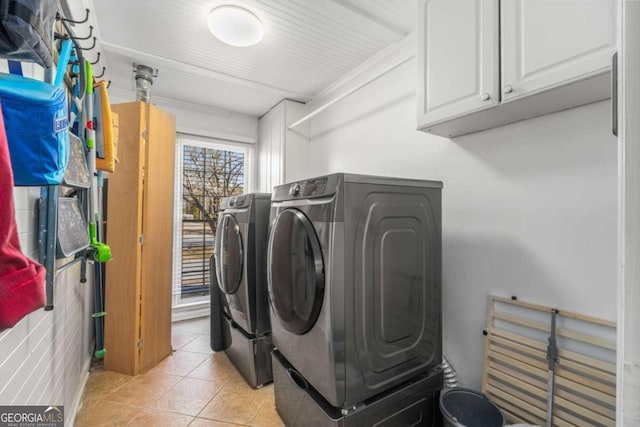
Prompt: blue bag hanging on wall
<box><xmin>0</xmin><ymin>72</ymin><xmax>69</xmax><ymax>186</ymax></box>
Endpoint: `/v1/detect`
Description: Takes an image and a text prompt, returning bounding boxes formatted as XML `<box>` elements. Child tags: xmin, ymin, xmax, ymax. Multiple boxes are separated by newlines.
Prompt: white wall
<box><xmin>290</xmin><ymin>56</ymin><xmax>617</xmax><ymax>389</ymax></box>
<box><xmin>0</xmin><ymin>256</ymin><xmax>94</xmax><ymax>420</ymax></box>
<box><xmin>0</xmin><ymin>180</ymin><xmax>93</xmax><ymax>425</ymax></box>
<box><xmin>0</xmin><ymin>62</ymin><xmax>95</xmax><ymax>425</ymax></box>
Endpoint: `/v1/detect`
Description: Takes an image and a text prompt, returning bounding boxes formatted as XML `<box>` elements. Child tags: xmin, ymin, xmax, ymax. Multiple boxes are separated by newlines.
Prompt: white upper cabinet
<box><xmin>501</xmin><ymin>0</ymin><xmax>616</xmax><ymax>102</ymax></box>
<box><xmin>417</xmin><ymin>0</ymin><xmax>499</xmax><ymax>127</ymax></box>
<box><xmin>417</xmin><ymin>0</ymin><xmax>616</xmax><ymax>137</ymax></box>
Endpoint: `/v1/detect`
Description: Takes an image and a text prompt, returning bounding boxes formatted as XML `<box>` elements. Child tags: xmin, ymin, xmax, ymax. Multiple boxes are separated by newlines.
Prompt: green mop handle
<box><xmin>85</xmin><ymin>61</ymin><xmax>97</xmax><ymax>234</ymax></box>
<box><xmin>85</xmin><ymin>61</ymin><xmax>111</xmax><ymax>263</ymax></box>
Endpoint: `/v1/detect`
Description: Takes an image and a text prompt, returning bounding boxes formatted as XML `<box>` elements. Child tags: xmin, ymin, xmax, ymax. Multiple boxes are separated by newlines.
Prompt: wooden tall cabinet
<box><xmin>105</xmin><ymin>101</ymin><xmax>176</xmax><ymax>375</ymax></box>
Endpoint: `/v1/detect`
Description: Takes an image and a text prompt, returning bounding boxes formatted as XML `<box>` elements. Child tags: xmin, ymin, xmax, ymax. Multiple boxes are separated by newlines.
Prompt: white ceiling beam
<box><xmin>108</xmin><ymin>86</ymin><xmax>233</xmax><ymax>119</ymax></box>
<box><xmin>329</xmin><ymin>0</ymin><xmax>410</xmax><ymax>35</ymax></box>
<box><xmin>100</xmin><ymin>41</ymin><xmax>312</xmax><ymax>102</ymax></box>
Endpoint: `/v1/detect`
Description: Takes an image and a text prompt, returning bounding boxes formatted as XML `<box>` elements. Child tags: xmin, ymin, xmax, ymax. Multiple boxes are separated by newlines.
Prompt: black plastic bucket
<box><xmin>440</xmin><ymin>388</ymin><xmax>505</xmax><ymax>427</ymax></box>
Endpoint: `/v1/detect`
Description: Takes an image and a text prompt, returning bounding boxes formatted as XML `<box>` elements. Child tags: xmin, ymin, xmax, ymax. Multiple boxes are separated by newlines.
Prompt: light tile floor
<box><xmin>75</xmin><ymin>316</ymin><xmax>285</xmax><ymax>427</ymax></box>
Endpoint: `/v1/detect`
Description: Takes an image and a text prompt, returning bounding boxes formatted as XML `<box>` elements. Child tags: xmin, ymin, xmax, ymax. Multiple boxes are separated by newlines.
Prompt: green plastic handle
<box><xmin>85</xmin><ymin>61</ymin><xmax>93</xmax><ymax>95</ymax></box>
<box><xmin>89</xmin><ymin>222</ymin><xmax>97</xmax><ymax>245</ymax></box>
<box><xmin>88</xmin><ymin>222</ymin><xmax>112</xmax><ymax>262</ymax></box>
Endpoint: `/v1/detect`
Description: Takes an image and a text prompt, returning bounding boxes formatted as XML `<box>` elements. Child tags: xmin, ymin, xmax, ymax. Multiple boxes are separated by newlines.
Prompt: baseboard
<box><xmin>172</xmin><ymin>306</ymin><xmax>210</xmax><ymax>322</ymax></box>
<box><xmin>66</xmin><ymin>351</ymin><xmax>92</xmax><ymax>427</ymax></box>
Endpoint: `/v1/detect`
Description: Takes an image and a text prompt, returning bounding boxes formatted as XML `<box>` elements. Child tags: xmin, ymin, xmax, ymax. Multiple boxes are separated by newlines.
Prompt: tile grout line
<box><xmin>193</xmin><ymin>375</ymin><xmax>230</xmax><ymax>420</ymax></box>
<box><xmin>248</xmin><ymin>394</ymin><xmax>269</xmax><ymax>427</ymax></box>
<box><xmin>154</xmin><ymin>372</ymin><xmax>229</xmax><ymax>418</ymax></box>
<box><xmin>173</xmin><ymin>333</ymin><xmax>201</xmax><ymax>350</ymax></box>
<box><xmin>183</xmin><ymin>351</ymin><xmax>214</xmax><ymax>378</ymax></box>
<box><xmin>123</xmin><ymin>407</ymin><xmax>195</xmax><ymax>427</ymax></box>
<box><xmin>78</xmin><ymin>318</ymin><xmax>213</xmax><ymax>426</ymax></box>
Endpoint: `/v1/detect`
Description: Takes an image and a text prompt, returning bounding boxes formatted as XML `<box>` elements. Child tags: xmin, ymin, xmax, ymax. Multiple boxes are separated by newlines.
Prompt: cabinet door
<box><xmin>417</xmin><ymin>0</ymin><xmax>499</xmax><ymax>131</ymax></box>
<box><xmin>270</xmin><ymin>104</ymin><xmax>285</xmax><ymax>186</ymax></box>
<box><xmin>282</xmin><ymin>101</ymin><xmax>308</xmax><ymax>183</ymax></box>
<box><xmin>140</xmin><ymin>103</ymin><xmax>175</xmax><ymax>373</ymax></box>
<box><xmin>501</xmin><ymin>0</ymin><xmax>616</xmax><ymax>102</ymax></box>
<box><xmin>258</xmin><ymin>112</ymin><xmax>272</xmax><ymax>192</ymax></box>
<box><xmin>258</xmin><ymin>103</ymin><xmax>285</xmax><ymax>192</ymax></box>
<box><xmin>105</xmin><ymin>102</ymin><xmax>145</xmax><ymax>376</ymax></box>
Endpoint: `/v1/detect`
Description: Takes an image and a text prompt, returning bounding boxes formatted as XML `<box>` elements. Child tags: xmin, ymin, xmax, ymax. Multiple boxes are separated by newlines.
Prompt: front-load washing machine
<box><xmin>214</xmin><ymin>193</ymin><xmax>272</xmax><ymax>388</ymax></box>
<box><xmin>267</xmin><ymin>173</ymin><xmax>442</xmax><ymax>410</ymax></box>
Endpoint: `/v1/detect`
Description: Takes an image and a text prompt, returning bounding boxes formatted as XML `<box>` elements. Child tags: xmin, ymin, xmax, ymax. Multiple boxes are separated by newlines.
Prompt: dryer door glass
<box><xmin>268</xmin><ymin>208</ymin><xmax>324</xmax><ymax>335</ymax></box>
<box><xmin>215</xmin><ymin>214</ymin><xmax>243</xmax><ymax>295</ymax></box>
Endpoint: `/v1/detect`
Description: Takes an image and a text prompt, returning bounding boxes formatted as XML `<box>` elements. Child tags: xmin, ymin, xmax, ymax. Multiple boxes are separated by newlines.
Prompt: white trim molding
<box><xmin>310</xmin><ymin>31</ymin><xmax>416</xmax><ymax>108</ymax></box>
<box><xmin>171</xmin><ymin>303</ymin><xmax>211</xmax><ymax>323</ymax></box>
<box><xmin>617</xmin><ymin>0</ymin><xmax>640</xmax><ymax>424</ymax></box>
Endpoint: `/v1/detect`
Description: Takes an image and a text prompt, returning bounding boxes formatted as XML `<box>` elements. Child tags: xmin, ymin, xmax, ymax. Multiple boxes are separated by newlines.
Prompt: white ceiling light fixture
<box><xmin>207</xmin><ymin>5</ymin><xmax>264</xmax><ymax>47</ymax></box>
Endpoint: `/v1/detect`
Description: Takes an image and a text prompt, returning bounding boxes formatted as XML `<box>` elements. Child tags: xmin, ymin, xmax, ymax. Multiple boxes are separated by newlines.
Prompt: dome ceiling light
<box><xmin>207</xmin><ymin>5</ymin><xmax>264</xmax><ymax>47</ymax></box>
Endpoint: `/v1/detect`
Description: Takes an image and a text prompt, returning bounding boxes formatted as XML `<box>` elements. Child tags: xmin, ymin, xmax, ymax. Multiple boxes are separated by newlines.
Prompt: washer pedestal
<box><xmin>225</xmin><ymin>316</ymin><xmax>272</xmax><ymax>388</ymax></box>
<box><xmin>273</xmin><ymin>350</ymin><xmax>443</xmax><ymax>427</ymax></box>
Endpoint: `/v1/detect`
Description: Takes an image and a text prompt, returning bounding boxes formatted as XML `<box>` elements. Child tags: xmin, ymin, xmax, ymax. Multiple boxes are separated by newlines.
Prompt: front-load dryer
<box><xmin>215</xmin><ymin>193</ymin><xmax>272</xmax><ymax>387</ymax></box>
<box><xmin>267</xmin><ymin>173</ymin><xmax>442</xmax><ymax>409</ymax></box>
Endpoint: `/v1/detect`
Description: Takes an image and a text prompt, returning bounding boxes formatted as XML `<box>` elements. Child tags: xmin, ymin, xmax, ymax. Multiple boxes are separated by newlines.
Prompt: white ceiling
<box><xmin>71</xmin><ymin>0</ymin><xmax>416</xmax><ymax>116</ymax></box>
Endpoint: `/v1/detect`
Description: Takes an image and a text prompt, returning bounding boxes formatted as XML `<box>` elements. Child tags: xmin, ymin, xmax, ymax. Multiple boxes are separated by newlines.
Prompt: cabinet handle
<box><xmin>480</xmin><ymin>93</ymin><xmax>490</xmax><ymax>101</ymax></box>
<box><xmin>503</xmin><ymin>85</ymin><xmax>513</xmax><ymax>94</ymax></box>
<box><xmin>612</xmin><ymin>52</ymin><xmax>618</xmax><ymax>136</ymax></box>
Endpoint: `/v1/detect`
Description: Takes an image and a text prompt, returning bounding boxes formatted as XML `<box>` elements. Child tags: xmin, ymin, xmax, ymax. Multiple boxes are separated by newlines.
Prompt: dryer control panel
<box><xmin>288</xmin><ymin>177</ymin><xmax>328</xmax><ymax>198</ymax></box>
<box><xmin>288</xmin><ymin>177</ymin><xmax>329</xmax><ymax>198</ymax></box>
<box><xmin>302</xmin><ymin>177</ymin><xmax>328</xmax><ymax>196</ymax></box>
<box><xmin>273</xmin><ymin>174</ymin><xmax>341</xmax><ymax>201</ymax></box>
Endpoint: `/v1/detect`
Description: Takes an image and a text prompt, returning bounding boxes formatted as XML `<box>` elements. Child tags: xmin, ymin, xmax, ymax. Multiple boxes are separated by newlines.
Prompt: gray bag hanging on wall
<box><xmin>0</xmin><ymin>0</ymin><xmax>56</xmax><ymax>68</ymax></box>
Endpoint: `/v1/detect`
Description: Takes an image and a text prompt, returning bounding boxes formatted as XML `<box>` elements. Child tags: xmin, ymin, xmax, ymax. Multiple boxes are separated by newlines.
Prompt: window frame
<box><xmin>172</xmin><ymin>133</ymin><xmax>256</xmax><ymax>318</ymax></box>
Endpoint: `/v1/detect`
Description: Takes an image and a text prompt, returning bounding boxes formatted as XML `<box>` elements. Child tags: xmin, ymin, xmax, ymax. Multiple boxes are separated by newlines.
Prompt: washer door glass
<box><xmin>268</xmin><ymin>209</ymin><xmax>325</xmax><ymax>335</ymax></box>
<box><xmin>215</xmin><ymin>214</ymin><xmax>243</xmax><ymax>295</ymax></box>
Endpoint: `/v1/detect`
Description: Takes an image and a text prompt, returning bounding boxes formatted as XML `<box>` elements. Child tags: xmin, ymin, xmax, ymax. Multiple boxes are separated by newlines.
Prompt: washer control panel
<box><xmin>221</xmin><ymin>194</ymin><xmax>249</xmax><ymax>209</ymax></box>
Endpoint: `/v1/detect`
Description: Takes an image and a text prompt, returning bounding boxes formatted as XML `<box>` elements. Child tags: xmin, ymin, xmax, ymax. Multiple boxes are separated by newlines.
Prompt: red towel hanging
<box><xmin>0</xmin><ymin>99</ymin><xmax>46</xmax><ymax>332</ymax></box>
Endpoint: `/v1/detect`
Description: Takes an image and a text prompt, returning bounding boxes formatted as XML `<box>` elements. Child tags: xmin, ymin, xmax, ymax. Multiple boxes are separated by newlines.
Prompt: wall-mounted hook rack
<box><xmin>58</xmin><ymin>8</ymin><xmax>90</xmax><ymax>25</ymax></box>
<box><xmin>107</xmin><ymin>80</ymin><xmax>111</xmax><ymax>89</ymax></box>
<box><xmin>77</xmin><ymin>37</ymin><xmax>96</xmax><ymax>51</ymax></box>
<box><xmin>90</xmin><ymin>52</ymin><xmax>101</xmax><ymax>65</ymax></box>
<box><xmin>70</xmin><ymin>25</ymin><xmax>93</xmax><ymax>41</ymax></box>
<box><xmin>94</xmin><ymin>67</ymin><xmax>106</xmax><ymax>78</ymax></box>
<box><xmin>55</xmin><ymin>26</ymin><xmax>93</xmax><ymax>42</ymax></box>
